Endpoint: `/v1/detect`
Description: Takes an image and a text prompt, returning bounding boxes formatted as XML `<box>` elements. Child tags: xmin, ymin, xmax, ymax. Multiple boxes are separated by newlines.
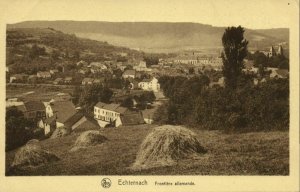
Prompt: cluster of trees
<box><xmin>143</xmin><ymin>54</ymin><xmax>159</xmax><ymax>67</ymax></box>
<box><xmin>247</xmin><ymin>51</ymin><xmax>289</xmax><ymax>69</ymax></box>
<box><xmin>154</xmin><ymin>75</ymin><xmax>209</xmax><ymax>125</ymax></box>
<box><xmin>154</xmin><ymin>26</ymin><xmax>289</xmax><ymax>132</ymax></box>
<box><xmin>121</xmin><ymin>91</ymin><xmax>156</xmax><ymax>109</ymax></box>
<box><xmin>6</xmin><ymin>107</ymin><xmax>35</xmax><ymax>151</ymax></box>
<box><xmin>72</xmin><ymin>84</ymin><xmax>113</xmax><ymax>114</ymax></box>
<box><xmin>156</xmin><ymin>74</ymin><xmax>289</xmax><ymax>132</ymax></box>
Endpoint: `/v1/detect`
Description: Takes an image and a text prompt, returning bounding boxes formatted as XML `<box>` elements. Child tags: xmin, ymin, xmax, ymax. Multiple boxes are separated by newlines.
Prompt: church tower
<box><xmin>277</xmin><ymin>45</ymin><xmax>283</xmax><ymax>55</ymax></box>
<box><xmin>268</xmin><ymin>46</ymin><xmax>276</xmax><ymax>57</ymax></box>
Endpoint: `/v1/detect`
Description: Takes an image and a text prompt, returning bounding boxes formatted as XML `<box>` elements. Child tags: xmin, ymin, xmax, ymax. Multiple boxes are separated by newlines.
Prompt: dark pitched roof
<box><xmin>64</xmin><ymin>111</ymin><xmax>84</xmax><ymax>128</ymax></box>
<box><xmin>114</xmin><ymin>106</ymin><xmax>128</xmax><ymax>114</ymax></box>
<box><xmin>95</xmin><ymin>102</ymin><xmax>106</xmax><ymax>108</ymax></box>
<box><xmin>54</xmin><ymin>78</ymin><xmax>63</xmax><ymax>82</ymax></box>
<box><xmin>276</xmin><ymin>69</ymin><xmax>289</xmax><ymax>78</ymax></box>
<box><xmin>73</xmin><ymin>118</ymin><xmax>99</xmax><ymax>132</ymax></box>
<box><xmin>141</xmin><ymin>78</ymin><xmax>152</xmax><ymax>82</ymax></box>
<box><xmin>103</xmin><ymin>103</ymin><xmax>121</xmax><ymax>111</ymax></box>
<box><xmin>120</xmin><ymin>111</ymin><xmax>144</xmax><ymax>126</ymax></box>
<box><xmin>44</xmin><ymin>115</ymin><xmax>56</xmax><ymax>124</ymax></box>
<box><xmin>50</xmin><ymin>101</ymin><xmax>77</xmax><ymax>123</ymax></box>
<box><xmin>16</xmin><ymin>105</ymin><xmax>27</xmax><ymax>113</ymax></box>
<box><xmin>24</xmin><ymin>101</ymin><xmax>45</xmax><ymax>112</ymax></box>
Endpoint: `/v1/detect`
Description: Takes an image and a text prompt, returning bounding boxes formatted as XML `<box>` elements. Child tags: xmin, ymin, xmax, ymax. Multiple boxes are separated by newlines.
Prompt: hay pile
<box><xmin>11</xmin><ymin>142</ymin><xmax>59</xmax><ymax>169</ymax></box>
<box><xmin>70</xmin><ymin>130</ymin><xmax>107</xmax><ymax>152</ymax></box>
<box><xmin>132</xmin><ymin>125</ymin><xmax>206</xmax><ymax>170</ymax></box>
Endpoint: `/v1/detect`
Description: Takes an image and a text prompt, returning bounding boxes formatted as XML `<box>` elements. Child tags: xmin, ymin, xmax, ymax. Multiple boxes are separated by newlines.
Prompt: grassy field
<box><xmin>6</xmin><ymin>85</ymin><xmax>74</xmax><ymax>100</ymax></box>
<box><xmin>6</xmin><ymin>124</ymin><xmax>289</xmax><ymax>176</ymax></box>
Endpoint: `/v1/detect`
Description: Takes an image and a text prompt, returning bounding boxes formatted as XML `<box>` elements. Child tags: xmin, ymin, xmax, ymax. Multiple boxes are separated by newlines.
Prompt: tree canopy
<box><xmin>221</xmin><ymin>26</ymin><xmax>248</xmax><ymax>89</ymax></box>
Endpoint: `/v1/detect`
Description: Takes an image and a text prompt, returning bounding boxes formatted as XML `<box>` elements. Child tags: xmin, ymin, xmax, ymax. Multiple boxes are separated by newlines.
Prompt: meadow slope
<box><xmin>6</xmin><ymin>124</ymin><xmax>289</xmax><ymax>176</ymax></box>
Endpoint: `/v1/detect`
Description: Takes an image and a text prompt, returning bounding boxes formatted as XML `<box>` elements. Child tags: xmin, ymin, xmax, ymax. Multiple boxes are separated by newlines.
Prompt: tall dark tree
<box><xmin>221</xmin><ymin>26</ymin><xmax>248</xmax><ymax>89</ymax></box>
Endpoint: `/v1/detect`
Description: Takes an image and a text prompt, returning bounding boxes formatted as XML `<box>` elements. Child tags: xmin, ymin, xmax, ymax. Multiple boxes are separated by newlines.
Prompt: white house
<box><xmin>89</xmin><ymin>62</ymin><xmax>108</xmax><ymax>70</ymax></box>
<box><xmin>94</xmin><ymin>102</ymin><xmax>128</xmax><ymax>127</ymax></box>
<box><xmin>133</xmin><ymin>61</ymin><xmax>152</xmax><ymax>72</ymax></box>
<box><xmin>138</xmin><ymin>77</ymin><xmax>160</xmax><ymax>92</ymax></box>
<box><xmin>122</xmin><ymin>70</ymin><xmax>136</xmax><ymax>79</ymax></box>
<box><xmin>37</xmin><ymin>71</ymin><xmax>51</xmax><ymax>78</ymax></box>
<box><xmin>6</xmin><ymin>98</ymin><xmax>24</xmax><ymax>107</ymax></box>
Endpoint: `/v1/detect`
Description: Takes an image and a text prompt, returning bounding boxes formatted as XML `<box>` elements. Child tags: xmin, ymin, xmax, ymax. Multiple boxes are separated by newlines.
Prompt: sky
<box><xmin>0</xmin><ymin>0</ymin><xmax>298</xmax><ymax>29</ymax></box>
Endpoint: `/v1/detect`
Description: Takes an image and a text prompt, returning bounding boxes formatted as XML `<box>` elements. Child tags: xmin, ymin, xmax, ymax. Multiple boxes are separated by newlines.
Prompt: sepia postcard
<box><xmin>0</xmin><ymin>0</ymin><xmax>299</xmax><ymax>191</ymax></box>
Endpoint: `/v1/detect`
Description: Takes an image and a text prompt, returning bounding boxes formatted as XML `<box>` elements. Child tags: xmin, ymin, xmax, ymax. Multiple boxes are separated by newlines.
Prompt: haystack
<box><xmin>11</xmin><ymin>142</ymin><xmax>59</xmax><ymax>169</ymax></box>
<box><xmin>70</xmin><ymin>130</ymin><xmax>107</xmax><ymax>152</ymax></box>
<box><xmin>132</xmin><ymin>125</ymin><xmax>206</xmax><ymax>170</ymax></box>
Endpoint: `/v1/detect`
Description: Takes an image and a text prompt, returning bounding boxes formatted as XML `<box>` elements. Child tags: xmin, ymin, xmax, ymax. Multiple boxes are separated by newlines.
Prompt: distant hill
<box><xmin>8</xmin><ymin>21</ymin><xmax>289</xmax><ymax>53</ymax></box>
<box><xmin>6</xmin><ymin>27</ymin><xmax>141</xmax><ymax>74</ymax></box>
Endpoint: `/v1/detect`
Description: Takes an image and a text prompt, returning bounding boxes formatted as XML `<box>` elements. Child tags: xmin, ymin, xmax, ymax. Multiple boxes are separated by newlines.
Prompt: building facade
<box><xmin>138</xmin><ymin>77</ymin><xmax>160</xmax><ymax>92</ymax></box>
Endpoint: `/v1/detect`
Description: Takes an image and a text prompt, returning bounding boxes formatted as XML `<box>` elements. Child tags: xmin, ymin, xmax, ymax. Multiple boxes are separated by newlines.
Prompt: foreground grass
<box><xmin>6</xmin><ymin>124</ymin><xmax>289</xmax><ymax>175</ymax></box>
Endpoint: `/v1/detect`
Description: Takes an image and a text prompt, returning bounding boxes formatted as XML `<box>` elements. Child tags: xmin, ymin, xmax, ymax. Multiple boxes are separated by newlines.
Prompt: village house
<box><xmin>79</xmin><ymin>68</ymin><xmax>90</xmax><ymax>75</ymax></box>
<box><xmin>117</xmin><ymin>52</ymin><xmax>128</xmax><ymax>57</ymax></box>
<box><xmin>142</xmin><ymin>107</ymin><xmax>157</xmax><ymax>124</ymax></box>
<box><xmin>16</xmin><ymin>101</ymin><xmax>46</xmax><ymax>121</ymax></box>
<box><xmin>53</xmin><ymin>78</ymin><xmax>63</xmax><ymax>85</ymax></box>
<box><xmin>51</xmin><ymin>92</ymin><xmax>72</xmax><ymax>102</ymax></box>
<box><xmin>94</xmin><ymin>102</ymin><xmax>144</xmax><ymax>128</ymax></box>
<box><xmin>93</xmin><ymin>78</ymin><xmax>105</xmax><ymax>85</ymax></box>
<box><xmin>37</xmin><ymin>71</ymin><xmax>51</xmax><ymax>78</ymax></box>
<box><xmin>76</xmin><ymin>60</ymin><xmax>88</xmax><ymax>67</ymax></box>
<box><xmin>43</xmin><ymin>115</ymin><xmax>56</xmax><ymax>135</ymax></box>
<box><xmin>64</xmin><ymin>77</ymin><xmax>73</xmax><ymax>84</ymax></box>
<box><xmin>89</xmin><ymin>62</ymin><xmax>108</xmax><ymax>70</ymax></box>
<box><xmin>122</xmin><ymin>69</ymin><xmax>136</xmax><ymax>79</ymax></box>
<box><xmin>45</xmin><ymin>100</ymin><xmax>77</xmax><ymax>128</ymax></box>
<box><xmin>94</xmin><ymin>102</ymin><xmax>127</xmax><ymax>122</ymax></box>
<box><xmin>90</xmin><ymin>67</ymin><xmax>100</xmax><ymax>74</ymax></box>
<box><xmin>209</xmin><ymin>77</ymin><xmax>225</xmax><ymax>88</ymax></box>
<box><xmin>9</xmin><ymin>74</ymin><xmax>28</xmax><ymax>83</ymax></box>
<box><xmin>63</xmin><ymin>111</ymin><xmax>100</xmax><ymax>132</ymax></box>
<box><xmin>27</xmin><ymin>75</ymin><xmax>38</xmax><ymax>84</ymax></box>
<box><xmin>133</xmin><ymin>61</ymin><xmax>151</xmax><ymax>72</ymax></box>
<box><xmin>128</xmin><ymin>79</ymin><xmax>139</xmax><ymax>90</ymax></box>
<box><xmin>118</xmin><ymin>65</ymin><xmax>128</xmax><ymax>71</ymax></box>
<box><xmin>269</xmin><ymin>68</ymin><xmax>289</xmax><ymax>79</ymax></box>
<box><xmin>138</xmin><ymin>77</ymin><xmax>160</xmax><ymax>92</ymax></box>
<box><xmin>6</xmin><ymin>98</ymin><xmax>24</xmax><ymax>108</ymax></box>
<box><xmin>174</xmin><ymin>55</ymin><xmax>199</xmax><ymax>65</ymax></box>
<box><xmin>115</xmin><ymin>111</ymin><xmax>144</xmax><ymax>127</ymax></box>
<box><xmin>50</xmin><ymin>69</ymin><xmax>59</xmax><ymax>74</ymax></box>
<box><xmin>82</xmin><ymin>78</ymin><xmax>94</xmax><ymax>85</ymax></box>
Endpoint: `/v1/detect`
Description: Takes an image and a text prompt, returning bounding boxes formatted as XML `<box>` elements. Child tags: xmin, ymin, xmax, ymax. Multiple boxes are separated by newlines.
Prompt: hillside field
<box><xmin>6</xmin><ymin>124</ymin><xmax>289</xmax><ymax>176</ymax></box>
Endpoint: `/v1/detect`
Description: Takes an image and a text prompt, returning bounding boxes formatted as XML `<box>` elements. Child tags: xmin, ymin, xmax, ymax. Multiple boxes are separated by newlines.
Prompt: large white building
<box><xmin>94</xmin><ymin>102</ymin><xmax>127</xmax><ymax>126</ymax></box>
<box><xmin>94</xmin><ymin>102</ymin><xmax>145</xmax><ymax>128</ymax></box>
<box><xmin>138</xmin><ymin>77</ymin><xmax>160</xmax><ymax>92</ymax></box>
